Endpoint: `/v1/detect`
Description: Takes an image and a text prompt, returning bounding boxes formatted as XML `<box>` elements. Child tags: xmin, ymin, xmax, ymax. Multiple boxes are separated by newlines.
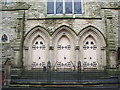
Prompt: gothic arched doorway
<box><xmin>32</xmin><ymin>36</ymin><xmax>46</xmax><ymax>69</ymax></box>
<box><xmin>52</xmin><ymin>26</ymin><xmax>76</xmax><ymax>71</ymax></box>
<box><xmin>83</xmin><ymin>36</ymin><xmax>98</xmax><ymax>69</ymax></box>
<box><xmin>57</xmin><ymin>36</ymin><xmax>71</xmax><ymax>69</ymax></box>
<box><xmin>79</xmin><ymin>26</ymin><xmax>106</xmax><ymax>70</ymax></box>
<box><xmin>24</xmin><ymin>26</ymin><xmax>50</xmax><ymax>70</ymax></box>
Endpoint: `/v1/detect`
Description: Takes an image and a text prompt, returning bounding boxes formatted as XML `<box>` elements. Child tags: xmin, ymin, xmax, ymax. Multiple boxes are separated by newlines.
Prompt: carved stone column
<box><xmin>49</xmin><ymin>46</ymin><xmax>54</xmax><ymax>69</ymax></box>
<box><xmin>75</xmin><ymin>46</ymin><xmax>79</xmax><ymax>70</ymax></box>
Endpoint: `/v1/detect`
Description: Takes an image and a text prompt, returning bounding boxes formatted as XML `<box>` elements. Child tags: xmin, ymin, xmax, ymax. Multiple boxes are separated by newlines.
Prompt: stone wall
<box><xmin>1</xmin><ymin>11</ymin><xmax>18</xmax><ymax>65</ymax></box>
<box><xmin>0</xmin><ymin>0</ymin><xmax>119</xmax><ymax>69</ymax></box>
<box><xmin>25</xmin><ymin>19</ymin><xmax>105</xmax><ymax>35</ymax></box>
<box><xmin>118</xmin><ymin>6</ymin><xmax>120</xmax><ymax>47</ymax></box>
<box><xmin>1</xmin><ymin>11</ymin><xmax>18</xmax><ymax>42</ymax></box>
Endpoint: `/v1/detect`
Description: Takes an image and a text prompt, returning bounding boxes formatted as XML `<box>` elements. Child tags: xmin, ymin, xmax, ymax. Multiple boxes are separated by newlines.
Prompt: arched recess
<box><xmin>23</xmin><ymin>26</ymin><xmax>50</xmax><ymax>70</ymax></box>
<box><xmin>78</xmin><ymin>26</ymin><xmax>106</xmax><ymax>70</ymax></box>
<box><xmin>52</xmin><ymin>25</ymin><xmax>77</xmax><ymax>70</ymax></box>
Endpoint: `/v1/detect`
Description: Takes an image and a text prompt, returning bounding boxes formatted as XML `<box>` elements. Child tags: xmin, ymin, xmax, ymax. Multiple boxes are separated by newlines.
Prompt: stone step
<box><xmin>10</xmin><ymin>78</ymin><xmax>118</xmax><ymax>85</ymax></box>
<box><xmin>10</xmin><ymin>70</ymin><xmax>118</xmax><ymax>85</ymax></box>
<box><xmin>11</xmin><ymin>71</ymin><xmax>108</xmax><ymax>80</ymax></box>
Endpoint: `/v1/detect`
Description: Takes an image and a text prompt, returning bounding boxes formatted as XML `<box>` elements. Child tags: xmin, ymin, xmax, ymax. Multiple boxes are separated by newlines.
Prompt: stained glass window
<box><xmin>47</xmin><ymin>0</ymin><xmax>82</xmax><ymax>14</ymax></box>
<box><xmin>2</xmin><ymin>34</ymin><xmax>8</xmax><ymax>42</ymax></box>
<box><xmin>47</xmin><ymin>0</ymin><xmax>54</xmax><ymax>14</ymax></box>
<box><xmin>65</xmin><ymin>0</ymin><xmax>72</xmax><ymax>14</ymax></box>
<box><xmin>56</xmin><ymin>0</ymin><xmax>63</xmax><ymax>14</ymax></box>
<box><xmin>74</xmin><ymin>0</ymin><xmax>82</xmax><ymax>14</ymax></box>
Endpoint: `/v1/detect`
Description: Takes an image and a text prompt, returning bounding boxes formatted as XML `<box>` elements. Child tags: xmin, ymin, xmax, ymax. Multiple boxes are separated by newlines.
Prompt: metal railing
<box><xmin>10</xmin><ymin>61</ymin><xmax>119</xmax><ymax>85</ymax></box>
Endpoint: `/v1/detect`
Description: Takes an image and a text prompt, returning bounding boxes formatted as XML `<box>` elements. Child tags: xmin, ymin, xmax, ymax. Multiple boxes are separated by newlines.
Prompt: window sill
<box><xmin>27</xmin><ymin>15</ymin><xmax>102</xmax><ymax>20</ymax></box>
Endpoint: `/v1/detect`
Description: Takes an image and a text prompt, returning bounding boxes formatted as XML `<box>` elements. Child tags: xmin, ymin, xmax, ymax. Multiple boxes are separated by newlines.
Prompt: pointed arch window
<box><xmin>83</xmin><ymin>37</ymin><xmax>97</xmax><ymax>50</ymax></box>
<box><xmin>1</xmin><ymin>34</ymin><xmax>8</xmax><ymax>42</ymax></box>
<box><xmin>86</xmin><ymin>41</ymin><xmax>89</xmax><ymax>45</ymax></box>
<box><xmin>91</xmin><ymin>41</ymin><xmax>94</xmax><ymax>44</ymax></box>
<box><xmin>40</xmin><ymin>41</ymin><xmax>43</xmax><ymax>44</ymax></box>
<box><xmin>35</xmin><ymin>41</ymin><xmax>38</xmax><ymax>44</ymax></box>
<box><xmin>32</xmin><ymin>37</ymin><xmax>46</xmax><ymax>50</ymax></box>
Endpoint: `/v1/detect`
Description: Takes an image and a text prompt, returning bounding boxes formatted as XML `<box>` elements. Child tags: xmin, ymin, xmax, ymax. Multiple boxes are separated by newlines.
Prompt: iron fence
<box><xmin>10</xmin><ymin>61</ymin><xmax>119</xmax><ymax>85</ymax></box>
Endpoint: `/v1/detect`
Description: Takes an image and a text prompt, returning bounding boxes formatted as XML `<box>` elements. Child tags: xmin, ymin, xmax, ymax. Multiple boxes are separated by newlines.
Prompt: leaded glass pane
<box><xmin>47</xmin><ymin>0</ymin><xmax>54</xmax><ymax>14</ymax></box>
<box><xmin>56</xmin><ymin>0</ymin><xmax>63</xmax><ymax>14</ymax></box>
<box><xmin>74</xmin><ymin>0</ymin><xmax>82</xmax><ymax>14</ymax></box>
<box><xmin>2</xmin><ymin>34</ymin><xmax>8</xmax><ymax>42</ymax></box>
<box><xmin>65</xmin><ymin>0</ymin><xmax>72</xmax><ymax>14</ymax></box>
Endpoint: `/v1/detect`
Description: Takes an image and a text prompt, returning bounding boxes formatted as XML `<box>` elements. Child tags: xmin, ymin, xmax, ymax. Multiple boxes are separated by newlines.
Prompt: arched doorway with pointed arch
<box><xmin>52</xmin><ymin>26</ymin><xmax>77</xmax><ymax>71</ymax></box>
<box><xmin>79</xmin><ymin>26</ymin><xmax>106</xmax><ymax>70</ymax></box>
<box><xmin>83</xmin><ymin>35</ymin><xmax>98</xmax><ymax>69</ymax></box>
<box><xmin>57</xmin><ymin>36</ymin><xmax>71</xmax><ymax>69</ymax></box>
<box><xmin>23</xmin><ymin>26</ymin><xmax>50</xmax><ymax>70</ymax></box>
<box><xmin>32</xmin><ymin>36</ymin><xmax>46</xmax><ymax>69</ymax></box>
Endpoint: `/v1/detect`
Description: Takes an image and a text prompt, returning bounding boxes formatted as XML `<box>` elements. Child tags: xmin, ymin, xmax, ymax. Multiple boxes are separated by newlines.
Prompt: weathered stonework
<box><xmin>1</xmin><ymin>0</ymin><xmax>119</xmax><ymax>71</ymax></box>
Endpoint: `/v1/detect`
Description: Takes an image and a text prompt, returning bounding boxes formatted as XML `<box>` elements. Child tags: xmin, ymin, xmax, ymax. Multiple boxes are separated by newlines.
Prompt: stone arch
<box><xmin>78</xmin><ymin>26</ymin><xmax>106</xmax><ymax>70</ymax></box>
<box><xmin>23</xmin><ymin>26</ymin><xmax>50</xmax><ymax>70</ymax></box>
<box><xmin>52</xmin><ymin>25</ymin><xmax>77</xmax><ymax>37</ymax></box>
<box><xmin>52</xmin><ymin>25</ymin><xmax>77</xmax><ymax>70</ymax></box>
<box><xmin>24</xmin><ymin>25</ymin><xmax>50</xmax><ymax>38</ymax></box>
<box><xmin>78</xmin><ymin>25</ymin><xmax>106</xmax><ymax>44</ymax></box>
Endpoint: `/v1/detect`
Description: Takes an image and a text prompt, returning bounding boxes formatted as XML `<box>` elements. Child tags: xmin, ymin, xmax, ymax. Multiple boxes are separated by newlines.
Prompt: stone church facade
<box><xmin>0</xmin><ymin>0</ymin><xmax>120</xmax><ymax>73</ymax></box>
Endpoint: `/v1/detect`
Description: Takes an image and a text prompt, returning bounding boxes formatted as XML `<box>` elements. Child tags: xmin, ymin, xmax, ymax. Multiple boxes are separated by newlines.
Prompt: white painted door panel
<box><xmin>32</xmin><ymin>37</ymin><xmax>46</xmax><ymax>68</ymax></box>
<box><xmin>57</xmin><ymin>36</ymin><xmax>71</xmax><ymax>68</ymax></box>
<box><xmin>83</xmin><ymin>37</ymin><xmax>98</xmax><ymax>68</ymax></box>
